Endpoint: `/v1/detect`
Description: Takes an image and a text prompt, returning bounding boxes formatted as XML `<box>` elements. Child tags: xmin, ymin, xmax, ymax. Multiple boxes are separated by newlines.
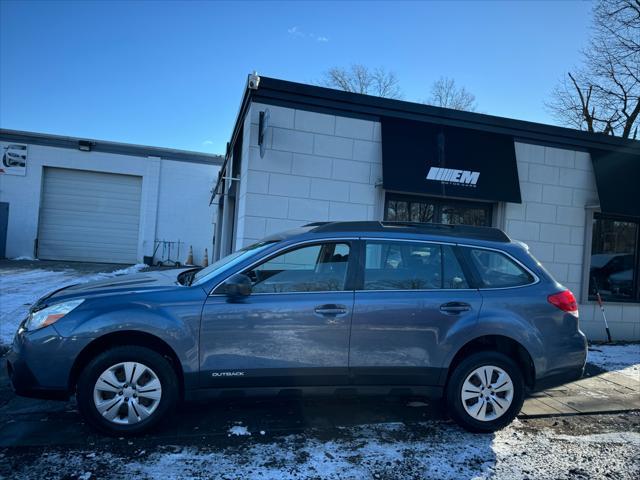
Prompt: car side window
<box><xmin>466</xmin><ymin>248</ymin><xmax>534</xmax><ymax>288</ymax></box>
<box><xmin>364</xmin><ymin>241</ymin><xmax>445</xmax><ymax>290</ymax></box>
<box><xmin>245</xmin><ymin>242</ymin><xmax>351</xmax><ymax>293</ymax></box>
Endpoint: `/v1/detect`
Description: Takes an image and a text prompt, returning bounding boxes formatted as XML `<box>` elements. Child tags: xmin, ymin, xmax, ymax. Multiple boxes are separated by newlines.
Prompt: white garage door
<box><xmin>38</xmin><ymin>167</ymin><xmax>142</xmax><ymax>263</ymax></box>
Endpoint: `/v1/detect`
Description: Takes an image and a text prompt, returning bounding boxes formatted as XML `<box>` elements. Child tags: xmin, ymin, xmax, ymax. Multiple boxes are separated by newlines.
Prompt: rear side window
<box><xmin>363</xmin><ymin>241</ymin><xmax>469</xmax><ymax>290</ymax></box>
<box><xmin>465</xmin><ymin>248</ymin><xmax>534</xmax><ymax>288</ymax></box>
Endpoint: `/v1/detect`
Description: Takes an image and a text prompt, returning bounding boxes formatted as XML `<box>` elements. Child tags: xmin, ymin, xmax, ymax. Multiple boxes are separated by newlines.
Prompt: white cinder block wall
<box><xmin>234</xmin><ymin>103</ymin><xmax>382</xmax><ymax>248</ymax></box>
<box><xmin>504</xmin><ymin>142</ymin><xmax>639</xmax><ymax>341</ymax></box>
<box><xmin>0</xmin><ymin>144</ymin><xmax>218</xmax><ymax>265</ymax></box>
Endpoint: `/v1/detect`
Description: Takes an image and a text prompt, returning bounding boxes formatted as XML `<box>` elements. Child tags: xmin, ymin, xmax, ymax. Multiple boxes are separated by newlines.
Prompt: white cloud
<box><xmin>287</xmin><ymin>26</ymin><xmax>328</xmax><ymax>43</ymax></box>
<box><xmin>287</xmin><ymin>26</ymin><xmax>304</xmax><ymax>37</ymax></box>
<box><xmin>202</xmin><ymin>140</ymin><xmax>214</xmax><ymax>146</ymax></box>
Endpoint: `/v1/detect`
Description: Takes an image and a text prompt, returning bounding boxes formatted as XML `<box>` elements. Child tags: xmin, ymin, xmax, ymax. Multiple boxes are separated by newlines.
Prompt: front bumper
<box><xmin>6</xmin><ymin>351</ymin><xmax>69</xmax><ymax>400</ymax></box>
<box><xmin>5</xmin><ymin>325</ymin><xmax>82</xmax><ymax>401</ymax></box>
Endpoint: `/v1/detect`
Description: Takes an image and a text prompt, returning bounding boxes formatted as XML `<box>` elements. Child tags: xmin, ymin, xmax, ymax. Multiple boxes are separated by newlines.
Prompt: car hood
<box><xmin>34</xmin><ymin>268</ymin><xmax>191</xmax><ymax>308</ymax></box>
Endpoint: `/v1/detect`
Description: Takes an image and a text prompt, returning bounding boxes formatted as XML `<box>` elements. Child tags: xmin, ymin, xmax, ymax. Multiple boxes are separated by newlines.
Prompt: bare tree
<box><xmin>321</xmin><ymin>64</ymin><xmax>402</xmax><ymax>99</ymax></box>
<box><xmin>427</xmin><ymin>77</ymin><xmax>477</xmax><ymax>111</ymax></box>
<box><xmin>548</xmin><ymin>0</ymin><xmax>640</xmax><ymax>139</ymax></box>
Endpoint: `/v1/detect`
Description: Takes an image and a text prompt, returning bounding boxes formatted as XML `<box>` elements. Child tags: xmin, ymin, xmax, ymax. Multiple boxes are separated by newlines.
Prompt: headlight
<box><xmin>25</xmin><ymin>299</ymin><xmax>85</xmax><ymax>331</ymax></box>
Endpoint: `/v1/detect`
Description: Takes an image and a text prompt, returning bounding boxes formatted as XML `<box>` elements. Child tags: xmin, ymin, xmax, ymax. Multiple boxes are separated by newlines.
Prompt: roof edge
<box><xmin>250</xmin><ymin>76</ymin><xmax>639</xmax><ymax>154</ymax></box>
<box><xmin>0</xmin><ymin>128</ymin><xmax>224</xmax><ymax>165</ymax></box>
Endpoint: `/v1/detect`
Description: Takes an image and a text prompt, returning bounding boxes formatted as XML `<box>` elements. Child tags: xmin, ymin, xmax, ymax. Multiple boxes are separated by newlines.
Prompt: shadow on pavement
<box><xmin>0</xmin><ymin>358</ymin><xmax>448</xmax><ymax>448</ymax></box>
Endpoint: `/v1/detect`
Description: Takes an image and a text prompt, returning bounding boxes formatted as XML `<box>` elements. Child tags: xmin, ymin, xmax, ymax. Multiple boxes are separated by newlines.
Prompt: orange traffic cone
<box><xmin>185</xmin><ymin>245</ymin><xmax>194</xmax><ymax>265</ymax></box>
<box><xmin>203</xmin><ymin>248</ymin><xmax>209</xmax><ymax>267</ymax></box>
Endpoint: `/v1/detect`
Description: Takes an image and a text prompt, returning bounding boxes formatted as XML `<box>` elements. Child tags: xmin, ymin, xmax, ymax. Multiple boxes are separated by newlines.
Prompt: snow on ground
<box><xmin>0</xmin><ymin>263</ymin><xmax>147</xmax><ymax>345</ymax></box>
<box><xmin>228</xmin><ymin>425</ymin><xmax>251</xmax><ymax>436</ymax></box>
<box><xmin>5</xmin><ymin>419</ymin><xmax>640</xmax><ymax>479</ymax></box>
<box><xmin>588</xmin><ymin>344</ymin><xmax>640</xmax><ymax>380</ymax></box>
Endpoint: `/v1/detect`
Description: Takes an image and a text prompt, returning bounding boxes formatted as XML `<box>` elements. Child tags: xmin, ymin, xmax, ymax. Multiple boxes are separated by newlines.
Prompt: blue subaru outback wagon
<box><xmin>7</xmin><ymin>222</ymin><xmax>587</xmax><ymax>435</ymax></box>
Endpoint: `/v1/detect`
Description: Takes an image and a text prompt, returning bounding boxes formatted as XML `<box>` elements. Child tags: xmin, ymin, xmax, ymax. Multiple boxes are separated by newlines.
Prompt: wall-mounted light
<box><xmin>78</xmin><ymin>140</ymin><xmax>93</xmax><ymax>152</ymax></box>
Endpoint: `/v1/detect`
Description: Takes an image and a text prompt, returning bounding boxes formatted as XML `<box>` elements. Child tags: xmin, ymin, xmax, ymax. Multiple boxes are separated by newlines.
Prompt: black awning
<box><xmin>590</xmin><ymin>149</ymin><xmax>640</xmax><ymax>218</ymax></box>
<box><xmin>381</xmin><ymin>117</ymin><xmax>521</xmax><ymax>203</ymax></box>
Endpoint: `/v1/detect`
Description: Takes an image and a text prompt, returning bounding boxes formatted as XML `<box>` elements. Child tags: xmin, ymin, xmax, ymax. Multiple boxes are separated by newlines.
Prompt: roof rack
<box><xmin>304</xmin><ymin>221</ymin><xmax>511</xmax><ymax>243</ymax></box>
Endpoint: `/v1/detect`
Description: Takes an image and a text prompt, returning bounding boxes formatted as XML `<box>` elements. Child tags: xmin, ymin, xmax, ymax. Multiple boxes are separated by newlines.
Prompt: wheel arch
<box><xmin>444</xmin><ymin>335</ymin><xmax>536</xmax><ymax>389</ymax></box>
<box><xmin>68</xmin><ymin>330</ymin><xmax>185</xmax><ymax>398</ymax></box>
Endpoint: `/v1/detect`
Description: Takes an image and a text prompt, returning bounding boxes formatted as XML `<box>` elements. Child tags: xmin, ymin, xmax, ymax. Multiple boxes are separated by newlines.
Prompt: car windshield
<box><xmin>191</xmin><ymin>241</ymin><xmax>276</xmax><ymax>286</ymax></box>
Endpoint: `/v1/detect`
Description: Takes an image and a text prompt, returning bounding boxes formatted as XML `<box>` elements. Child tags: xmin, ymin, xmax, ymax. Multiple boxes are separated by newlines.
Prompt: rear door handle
<box><xmin>439</xmin><ymin>302</ymin><xmax>472</xmax><ymax>314</ymax></box>
<box><xmin>314</xmin><ymin>304</ymin><xmax>348</xmax><ymax>316</ymax></box>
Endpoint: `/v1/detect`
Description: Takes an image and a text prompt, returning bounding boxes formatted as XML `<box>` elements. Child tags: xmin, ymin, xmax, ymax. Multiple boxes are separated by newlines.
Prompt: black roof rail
<box><xmin>304</xmin><ymin>221</ymin><xmax>511</xmax><ymax>243</ymax></box>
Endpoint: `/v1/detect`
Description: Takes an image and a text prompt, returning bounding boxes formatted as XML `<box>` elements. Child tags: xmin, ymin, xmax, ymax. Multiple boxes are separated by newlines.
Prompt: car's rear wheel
<box><xmin>446</xmin><ymin>351</ymin><xmax>524</xmax><ymax>433</ymax></box>
<box><xmin>77</xmin><ymin>346</ymin><xmax>178</xmax><ymax>436</ymax></box>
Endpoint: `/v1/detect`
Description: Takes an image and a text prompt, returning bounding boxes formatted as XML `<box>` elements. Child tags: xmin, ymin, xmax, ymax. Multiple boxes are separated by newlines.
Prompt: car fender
<box><xmin>54</xmin><ymin>294</ymin><xmax>204</xmax><ymax>378</ymax></box>
<box><xmin>440</xmin><ymin>311</ymin><xmax>546</xmax><ymax>379</ymax></box>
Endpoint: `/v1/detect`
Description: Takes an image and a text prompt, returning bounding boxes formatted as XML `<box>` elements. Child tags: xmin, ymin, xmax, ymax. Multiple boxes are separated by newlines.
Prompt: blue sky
<box><xmin>0</xmin><ymin>0</ymin><xmax>593</xmax><ymax>155</ymax></box>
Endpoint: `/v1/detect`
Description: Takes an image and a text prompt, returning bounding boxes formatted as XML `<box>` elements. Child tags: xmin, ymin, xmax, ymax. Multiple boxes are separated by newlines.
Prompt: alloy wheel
<box><xmin>92</xmin><ymin>361</ymin><xmax>162</xmax><ymax>425</ymax></box>
<box><xmin>461</xmin><ymin>365</ymin><xmax>514</xmax><ymax>422</ymax></box>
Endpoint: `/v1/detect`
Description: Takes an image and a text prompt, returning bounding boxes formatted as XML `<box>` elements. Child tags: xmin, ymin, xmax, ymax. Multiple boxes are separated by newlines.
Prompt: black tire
<box><xmin>76</xmin><ymin>346</ymin><xmax>179</xmax><ymax>436</ymax></box>
<box><xmin>446</xmin><ymin>351</ymin><xmax>525</xmax><ymax>433</ymax></box>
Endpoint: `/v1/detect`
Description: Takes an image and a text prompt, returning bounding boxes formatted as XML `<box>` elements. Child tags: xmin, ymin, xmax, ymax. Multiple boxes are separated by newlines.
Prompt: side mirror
<box><xmin>223</xmin><ymin>273</ymin><xmax>252</xmax><ymax>301</ymax></box>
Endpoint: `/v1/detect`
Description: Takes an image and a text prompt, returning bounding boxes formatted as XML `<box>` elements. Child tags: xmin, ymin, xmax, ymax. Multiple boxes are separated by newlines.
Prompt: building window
<box><xmin>588</xmin><ymin>213</ymin><xmax>640</xmax><ymax>303</ymax></box>
<box><xmin>384</xmin><ymin>194</ymin><xmax>492</xmax><ymax>227</ymax></box>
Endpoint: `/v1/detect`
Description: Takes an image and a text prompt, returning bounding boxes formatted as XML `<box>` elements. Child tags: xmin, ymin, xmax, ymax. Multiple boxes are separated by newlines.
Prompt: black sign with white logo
<box><xmin>381</xmin><ymin>117</ymin><xmax>521</xmax><ymax>203</ymax></box>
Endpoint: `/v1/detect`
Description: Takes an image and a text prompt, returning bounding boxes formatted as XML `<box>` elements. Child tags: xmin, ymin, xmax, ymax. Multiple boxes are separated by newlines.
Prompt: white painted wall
<box><xmin>505</xmin><ymin>142</ymin><xmax>639</xmax><ymax>341</ymax></box>
<box><xmin>155</xmin><ymin>159</ymin><xmax>218</xmax><ymax>266</ymax></box>
<box><xmin>0</xmin><ymin>143</ymin><xmax>219</xmax><ymax>265</ymax></box>
<box><xmin>234</xmin><ymin>102</ymin><xmax>382</xmax><ymax>248</ymax></box>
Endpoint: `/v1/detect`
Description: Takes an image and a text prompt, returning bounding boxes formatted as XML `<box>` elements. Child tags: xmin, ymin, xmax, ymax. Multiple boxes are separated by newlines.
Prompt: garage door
<box><xmin>38</xmin><ymin>167</ymin><xmax>142</xmax><ymax>263</ymax></box>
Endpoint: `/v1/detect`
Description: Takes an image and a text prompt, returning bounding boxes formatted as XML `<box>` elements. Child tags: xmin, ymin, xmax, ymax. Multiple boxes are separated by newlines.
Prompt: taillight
<box><xmin>548</xmin><ymin>290</ymin><xmax>579</xmax><ymax>318</ymax></box>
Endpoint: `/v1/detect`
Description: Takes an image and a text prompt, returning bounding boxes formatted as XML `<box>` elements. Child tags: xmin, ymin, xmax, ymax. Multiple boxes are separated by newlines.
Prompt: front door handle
<box><xmin>314</xmin><ymin>304</ymin><xmax>348</xmax><ymax>316</ymax></box>
<box><xmin>440</xmin><ymin>302</ymin><xmax>471</xmax><ymax>314</ymax></box>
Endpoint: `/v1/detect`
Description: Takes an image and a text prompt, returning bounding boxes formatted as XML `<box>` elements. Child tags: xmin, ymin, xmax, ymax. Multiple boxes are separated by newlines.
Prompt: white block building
<box><xmin>0</xmin><ymin>129</ymin><xmax>221</xmax><ymax>266</ymax></box>
<box><xmin>211</xmin><ymin>75</ymin><xmax>640</xmax><ymax>341</ymax></box>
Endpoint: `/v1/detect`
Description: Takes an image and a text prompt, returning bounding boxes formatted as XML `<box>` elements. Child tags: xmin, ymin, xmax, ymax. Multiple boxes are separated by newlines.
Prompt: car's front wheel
<box><xmin>76</xmin><ymin>346</ymin><xmax>178</xmax><ymax>436</ymax></box>
<box><xmin>446</xmin><ymin>351</ymin><xmax>525</xmax><ymax>433</ymax></box>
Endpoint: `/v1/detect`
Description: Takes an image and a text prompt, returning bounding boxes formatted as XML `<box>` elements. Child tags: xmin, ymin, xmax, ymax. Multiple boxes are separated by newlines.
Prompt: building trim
<box><xmin>213</xmin><ymin>73</ymin><xmax>639</xmax><ymax>204</ymax></box>
<box><xmin>250</xmin><ymin>76</ymin><xmax>640</xmax><ymax>155</ymax></box>
<box><xmin>0</xmin><ymin>129</ymin><xmax>223</xmax><ymax>166</ymax></box>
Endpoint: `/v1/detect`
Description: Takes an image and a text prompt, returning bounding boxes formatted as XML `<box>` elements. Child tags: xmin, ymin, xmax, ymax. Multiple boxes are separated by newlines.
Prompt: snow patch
<box><xmin>228</xmin><ymin>425</ymin><xmax>251</xmax><ymax>436</ymax></box>
<box><xmin>6</xmin><ymin>420</ymin><xmax>640</xmax><ymax>479</ymax></box>
<box><xmin>101</xmin><ymin>263</ymin><xmax>147</xmax><ymax>278</ymax></box>
<box><xmin>0</xmin><ymin>264</ymin><xmax>148</xmax><ymax>344</ymax></box>
<box><xmin>588</xmin><ymin>344</ymin><xmax>640</xmax><ymax>380</ymax></box>
<box><xmin>88</xmin><ymin>422</ymin><xmax>640</xmax><ymax>479</ymax></box>
<box><xmin>555</xmin><ymin>431</ymin><xmax>640</xmax><ymax>446</ymax></box>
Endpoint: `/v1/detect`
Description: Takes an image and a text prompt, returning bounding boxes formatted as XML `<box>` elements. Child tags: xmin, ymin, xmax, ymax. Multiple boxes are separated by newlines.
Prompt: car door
<box><xmin>200</xmin><ymin>240</ymin><xmax>355</xmax><ymax>389</ymax></box>
<box><xmin>349</xmin><ymin>239</ymin><xmax>482</xmax><ymax>386</ymax></box>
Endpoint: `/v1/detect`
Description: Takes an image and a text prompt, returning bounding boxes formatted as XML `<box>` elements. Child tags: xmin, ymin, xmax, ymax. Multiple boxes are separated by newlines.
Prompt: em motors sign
<box><xmin>380</xmin><ymin>117</ymin><xmax>521</xmax><ymax>203</ymax></box>
<box><xmin>426</xmin><ymin>167</ymin><xmax>479</xmax><ymax>186</ymax></box>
